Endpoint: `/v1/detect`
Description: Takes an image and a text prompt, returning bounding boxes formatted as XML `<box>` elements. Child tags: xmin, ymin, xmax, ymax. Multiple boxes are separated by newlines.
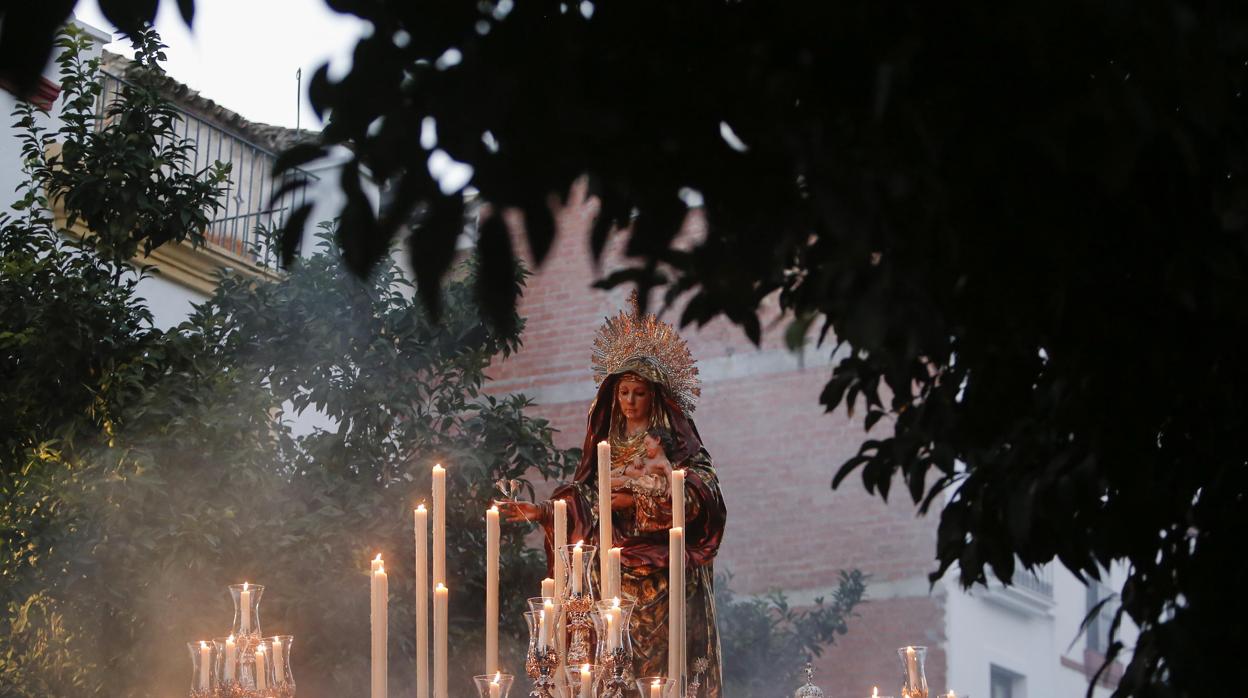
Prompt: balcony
<box><xmin>97</xmin><ymin>69</ymin><xmax>318</xmax><ymax>269</ymax></box>
<box><xmin>983</xmin><ymin>564</ymin><xmax>1056</xmax><ymax>617</ymax></box>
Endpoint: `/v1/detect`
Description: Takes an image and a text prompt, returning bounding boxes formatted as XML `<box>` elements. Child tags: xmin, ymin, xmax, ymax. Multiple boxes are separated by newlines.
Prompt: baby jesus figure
<box><xmin>613</xmin><ymin>428</ymin><xmax>677</xmax><ymax>530</ymax></box>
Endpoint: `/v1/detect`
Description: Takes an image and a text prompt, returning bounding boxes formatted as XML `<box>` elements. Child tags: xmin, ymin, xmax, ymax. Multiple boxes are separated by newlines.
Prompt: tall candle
<box><xmin>671</xmin><ymin>469</ymin><xmax>686</xmax><ymax>529</ymax></box>
<box><xmin>434</xmin><ymin>584</ymin><xmax>448</xmax><ymax>698</ymax></box>
<box><xmin>650</xmin><ymin>678</ymin><xmax>663</xmax><ymax>698</ymax></box>
<box><xmin>541</xmin><ymin>599</ymin><xmax>555</xmax><ymax>649</ymax></box>
<box><xmin>486</xmin><ymin>505</ymin><xmax>500</xmax><ymax>675</ymax></box>
<box><xmin>572</xmin><ymin>541</ymin><xmax>585</xmax><ymax>594</ymax></box>
<box><xmin>240</xmin><ymin>582</ymin><xmax>252</xmax><ymax>634</ymax></box>
<box><xmin>272</xmin><ymin>637</ymin><xmax>285</xmax><ymax>685</ymax></box>
<box><xmin>255</xmin><ymin>646</ymin><xmax>267</xmax><ymax>691</ymax></box>
<box><xmin>541</xmin><ymin>577</ymin><xmax>555</xmax><ymax>600</ymax></box>
<box><xmin>415</xmin><ymin>505</ymin><xmax>429</xmax><ymax>698</ymax></box>
<box><xmin>553</xmin><ymin>499</ymin><xmax>569</xmax><ymax>690</ymax></box>
<box><xmin>579</xmin><ymin>664</ymin><xmax>592</xmax><ymax>698</ymax></box>
<box><xmin>198</xmin><ymin>642</ymin><xmax>211</xmax><ymax>691</ymax></box>
<box><xmin>609</xmin><ymin>598</ymin><xmax>623</xmax><ymax>650</ymax></box>
<box><xmin>606</xmin><ymin>607</ymin><xmax>618</xmax><ymax>651</ymax></box>
<box><xmin>224</xmin><ymin>635</ymin><xmax>236</xmax><ymax>682</ymax></box>
<box><xmin>596</xmin><ymin>441</ymin><xmax>612</xmax><ymax>586</ymax></box>
<box><xmin>371</xmin><ymin>558</ymin><xmax>388</xmax><ymax>698</ymax></box>
<box><xmin>904</xmin><ymin>647</ymin><xmax>919</xmax><ymax>690</ymax></box>
<box><xmin>536</xmin><ymin>606</ymin><xmax>551</xmax><ymax>649</ymax></box>
<box><xmin>668</xmin><ymin>527</ymin><xmax>685</xmax><ymax>689</ymax></box>
<box><xmin>607</xmin><ymin>546</ymin><xmax>622</xmax><ymax>599</ymax></box>
<box><xmin>553</xmin><ymin>499</ymin><xmax>568</xmax><ymax>599</ymax></box>
<box><xmin>432</xmin><ymin>464</ymin><xmax>446</xmax><ymax>588</ymax></box>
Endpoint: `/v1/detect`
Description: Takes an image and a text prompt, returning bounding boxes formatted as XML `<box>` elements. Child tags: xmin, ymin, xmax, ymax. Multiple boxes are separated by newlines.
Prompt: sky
<box><xmin>74</xmin><ymin>0</ymin><xmax>371</xmax><ymax>130</ymax></box>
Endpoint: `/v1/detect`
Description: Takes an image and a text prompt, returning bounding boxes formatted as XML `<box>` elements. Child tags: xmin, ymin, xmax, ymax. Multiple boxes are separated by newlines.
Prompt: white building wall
<box><xmin>945</xmin><ymin>563</ymin><xmax>1137</xmax><ymax>698</ymax></box>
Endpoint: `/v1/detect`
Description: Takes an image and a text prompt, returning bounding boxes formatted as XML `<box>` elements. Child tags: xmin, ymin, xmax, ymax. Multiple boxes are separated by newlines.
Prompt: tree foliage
<box><xmin>5</xmin><ymin>3</ymin><xmax>1248</xmax><ymax>696</ymax></box>
<box><xmin>1</xmin><ymin>29</ymin><xmax>580</xmax><ymax>697</ymax></box>
<box><xmin>717</xmin><ymin>570</ymin><xmax>866</xmax><ymax>697</ymax></box>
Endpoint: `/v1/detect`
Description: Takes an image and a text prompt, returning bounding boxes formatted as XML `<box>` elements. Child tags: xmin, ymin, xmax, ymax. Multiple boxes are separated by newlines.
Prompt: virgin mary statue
<box><xmin>505</xmin><ymin>297</ymin><xmax>727</xmax><ymax>696</ymax></box>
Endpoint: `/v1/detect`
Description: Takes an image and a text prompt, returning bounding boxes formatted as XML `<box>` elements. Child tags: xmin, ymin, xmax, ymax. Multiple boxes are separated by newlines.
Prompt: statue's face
<box><xmin>616</xmin><ymin>376</ymin><xmax>653</xmax><ymax>424</ymax></box>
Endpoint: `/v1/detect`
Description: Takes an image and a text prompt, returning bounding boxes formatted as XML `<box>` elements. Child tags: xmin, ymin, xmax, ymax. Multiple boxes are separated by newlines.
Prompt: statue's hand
<box><xmin>499</xmin><ymin>500</ymin><xmax>542</xmax><ymax>523</ymax></box>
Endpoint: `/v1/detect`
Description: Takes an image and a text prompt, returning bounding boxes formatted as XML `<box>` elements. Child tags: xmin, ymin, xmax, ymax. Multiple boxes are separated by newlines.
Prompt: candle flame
<box><xmin>416</xmin><ymin>503</ymin><xmax>426</xmax><ymax>512</ymax></box>
<box><xmin>242</xmin><ymin>581</ymin><xmax>249</xmax><ymax>591</ymax></box>
<box><xmin>872</xmin><ymin>688</ymin><xmax>879</xmax><ymax>698</ymax></box>
<box><xmin>436</xmin><ymin>582</ymin><xmax>447</xmax><ymax>591</ymax></box>
<box><xmin>611</xmin><ymin>597</ymin><xmax>621</xmax><ymax>608</ymax></box>
<box><xmin>574</xmin><ymin>540</ymin><xmax>584</xmax><ymax>549</ymax></box>
<box><xmin>582</xmin><ymin>664</ymin><xmax>590</xmax><ymax>672</ymax></box>
<box><xmin>227</xmin><ymin>634</ymin><xmax>235</xmax><ymax>643</ymax></box>
<box><xmin>200</xmin><ymin>641</ymin><xmax>208</xmax><ymax>649</ymax></box>
<box><xmin>489</xmin><ymin>504</ymin><xmax>499</xmax><ymax>513</ymax></box>
<box><xmin>652</xmin><ymin>679</ymin><xmax>661</xmax><ymax>687</ymax></box>
<box><xmin>434</xmin><ymin>462</ymin><xmax>444</xmax><ymax>471</ymax></box>
<box><xmin>274</xmin><ymin>638</ymin><xmax>282</xmax><ymax>647</ymax></box>
<box><xmin>374</xmin><ymin>553</ymin><xmax>382</xmax><ymax>562</ymax></box>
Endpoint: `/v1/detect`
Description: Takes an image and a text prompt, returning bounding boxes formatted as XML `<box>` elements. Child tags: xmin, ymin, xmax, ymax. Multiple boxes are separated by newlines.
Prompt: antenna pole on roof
<box><xmin>295</xmin><ymin>68</ymin><xmax>302</xmax><ymax>133</ymax></box>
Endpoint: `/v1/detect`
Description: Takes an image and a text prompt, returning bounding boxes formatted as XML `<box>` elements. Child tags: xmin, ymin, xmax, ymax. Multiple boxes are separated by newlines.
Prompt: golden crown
<box><xmin>592</xmin><ymin>292</ymin><xmax>701</xmax><ymax>413</ymax></box>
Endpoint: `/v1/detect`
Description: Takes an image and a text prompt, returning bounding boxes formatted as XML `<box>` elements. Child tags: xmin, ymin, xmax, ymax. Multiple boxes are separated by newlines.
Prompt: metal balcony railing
<box><xmin>97</xmin><ymin>71</ymin><xmax>318</xmax><ymax>266</ymax></box>
<box><xmin>1014</xmin><ymin>564</ymin><xmax>1054</xmax><ymax>598</ymax></box>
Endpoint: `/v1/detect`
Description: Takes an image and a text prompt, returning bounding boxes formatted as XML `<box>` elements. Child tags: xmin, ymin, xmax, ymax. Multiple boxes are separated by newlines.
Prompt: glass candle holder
<box><xmin>556</xmin><ymin>543</ymin><xmax>597</xmax><ymax>666</ymax></box>
<box><xmin>593</xmin><ymin>598</ymin><xmax>635</xmax><ymax>694</ymax></box>
<box><xmin>212</xmin><ymin>636</ymin><xmax>240</xmax><ymax>689</ymax></box>
<box><xmin>186</xmin><ymin>641</ymin><xmax>217</xmax><ymax>698</ymax></box>
<box><xmin>897</xmin><ymin>646</ymin><xmax>929</xmax><ymax>698</ymax></box>
<box><xmin>227</xmin><ymin>583</ymin><xmax>264</xmax><ymax>650</ymax></box>
<box><xmin>636</xmin><ymin>676</ymin><xmax>677</xmax><ymax>698</ymax></box>
<box><xmin>524</xmin><ymin>610</ymin><xmax>559</xmax><ymax>698</ymax></box>
<box><xmin>473</xmin><ymin>672</ymin><xmax>515</xmax><ymax>698</ymax></box>
<box><xmin>564</xmin><ymin>663</ymin><xmax>599</xmax><ymax>698</ymax></box>
<box><xmin>267</xmin><ymin>635</ymin><xmax>295</xmax><ymax>697</ymax></box>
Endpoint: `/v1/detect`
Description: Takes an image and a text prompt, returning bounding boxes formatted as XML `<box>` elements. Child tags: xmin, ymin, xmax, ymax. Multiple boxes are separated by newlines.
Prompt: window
<box><xmin>1085</xmin><ymin>579</ymin><xmax>1116</xmax><ymax>654</ymax></box>
<box><xmin>990</xmin><ymin>665</ymin><xmax>1024</xmax><ymax>698</ymax></box>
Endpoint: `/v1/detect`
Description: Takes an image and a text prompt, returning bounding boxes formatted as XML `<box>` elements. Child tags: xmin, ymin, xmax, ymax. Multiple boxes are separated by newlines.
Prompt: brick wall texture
<box><xmin>485</xmin><ymin>196</ymin><xmax>946</xmax><ymax>697</ymax></box>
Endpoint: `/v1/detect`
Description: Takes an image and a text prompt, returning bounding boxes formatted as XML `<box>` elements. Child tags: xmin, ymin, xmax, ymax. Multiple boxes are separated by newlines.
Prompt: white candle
<box><xmin>579</xmin><ymin>664</ymin><xmax>592</xmax><ymax>698</ymax></box>
<box><xmin>606</xmin><ymin>607</ymin><xmax>618</xmax><ymax>651</ymax></box>
<box><xmin>946</xmin><ymin>691</ymin><xmax>956</xmax><ymax>698</ymax></box>
<box><xmin>607</xmin><ymin>546</ymin><xmax>622</xmax><ymax>599</ymax></box>
<box><xmin>597</xmin><ymin>441</ymin><xmax>612</xmax><ymax>586</ymax></box>
<box><xmin>671</xmin><ymin>469</ymin><xmax>686</xmax><ymax>529</ymax></box>
<box><xmin>650</xmin><ymin>678</ymin><xmax>663</xmax><ymax>698</ymax></box>
<box><xmin>553</xmin><ymin>499</ymin><xmax>568</xmax><ymax>599</ymax></box>
<box><xmin>486</xmin><ymin>505</ymin><xmax>500</xmax><ymax>675</ymax></box>
<box><xmin>872</xmin><ymin>687</ymin><xmax>879</xmax><ymax>698</ymax></box>
<box><xmin>254</xmin><ymin>646</ymin><xmax>267</xmax><ymax>691</ymax></box>
<box><xmin>668</xmin><ymin>527</ymin><xmax>685</xmax><ymax>688</ymax></box>
<box><xmin>198</xmin><ymin>641</ymin><xmax>211</xmax><ymax>691</ymax></box>
<box><xmin>224</xmin><ymin>635</ymin><xmax>236</xmax><ymax>682</ymax></box>
<box><xmin>240</xmin><ymin>582</ymin><xmax>251</xmax><ymax>634</ymax></box>
<box><xmin>540</xmin><ymin>599</ymin><xmax>555</xmax><ymax>649</ymax></box>
<box><xmin>541</xmin><ymin>577</ymin><xmax>555</xmax><ymax>599</ymax></box>
<box><xmin>572</xmin><ymin>541</ymin><xmax>585</xmax><ymax>594</ymax></box>
<box><xmin>272</xmin><ymin>637</ymin><xmax>285</xmax><ymax>685</ymax></box>
<box><xmin>490</xmin><ymin>673</ymin><xmax>502</xmax><ymax>698</ymax></box>
<box><xmin>415</xmin><ymin>505</ymin><xmax>429</xmax><ymax>698</ymax></box>
<box><xmin>434</xmin><ymin>584</ymin><xmax>448</xmax><ymax>698</ymax></box>
<box><xmin>553</xmin><ymin>498</ymin><xmax>569</xmax><ymax>688</ymax></box>
<box><xmin>372</xmin><ymin>558</ymin><xmax>388</xmax><ymax>698</ymax></box>
<box><xmin>432</xmin><ymin>464</ymin><xmax>447</xmax><ymax>588</ymax></box>
<box><xmin>609</xmin><ymin>598</ymin><xmax>623</xmax><ymax>650</ymax></box>
<box><xmin>904</xmin><ymin>647</ymin><xmax>919</xmax><ymax>689</ymax></box>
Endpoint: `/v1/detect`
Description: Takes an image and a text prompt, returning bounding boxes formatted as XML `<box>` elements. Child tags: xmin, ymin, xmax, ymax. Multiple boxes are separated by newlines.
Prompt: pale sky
<box><xmin>74</xmin><ymin>0</ymin><xmax>371</xmax><ymax>130</ymax></box>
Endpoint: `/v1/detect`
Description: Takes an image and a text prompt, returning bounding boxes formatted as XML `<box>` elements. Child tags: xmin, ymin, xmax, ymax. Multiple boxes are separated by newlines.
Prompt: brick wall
<box><xmin>485</xmin><ymin>195</ymin><xmax>945</xmax><ymax>696</ymax></box>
